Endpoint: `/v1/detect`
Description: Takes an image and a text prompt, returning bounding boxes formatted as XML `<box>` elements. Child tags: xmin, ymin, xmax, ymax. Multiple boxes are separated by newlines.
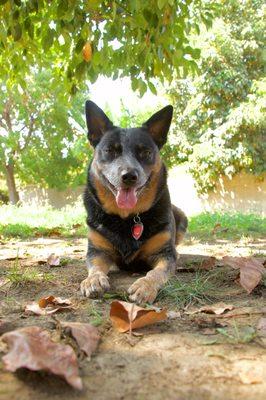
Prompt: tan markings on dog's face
<box><xmin>139</xmin><ymin>231</ymin><xmax>171</xmax><ymax>258</ymax></box>
<box><xmin>92</xmin><ymin>155</ymin><xmax>163</xmax><ymax>218</ymax></box>
<box><xmin>88</xmin><ymin>229</ymin><xmax>115</xmax><ymax>253</ymax></box>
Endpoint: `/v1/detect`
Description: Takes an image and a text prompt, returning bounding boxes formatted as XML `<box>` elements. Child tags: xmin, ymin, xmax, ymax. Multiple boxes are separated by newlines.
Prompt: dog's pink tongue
<box><xmin>116</xmin><ymin>188</ymin><xmax>137</xmax><ymax>209</ymax></box>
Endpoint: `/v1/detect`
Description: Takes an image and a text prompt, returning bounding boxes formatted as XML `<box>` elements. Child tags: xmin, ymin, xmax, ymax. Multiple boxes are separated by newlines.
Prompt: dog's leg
<box><xmin>81</xmin><ymin>229</ymin><xmax>116</xmax><ymax>297</ymax></box>
<box><xmin>80</xmin><ymin>252</ymin><xmax>113</xmax><ymax>297</ymax></box>
<box><xmin>172</xmin><ymin>205</ymin><xmax>188</xmax><ymax>245</ymax></box>
<box><xmin>128</xmin><ymin>254</ymin><xmax>176</xmax><ymax>304</ymax></box>
<box><xmin>128</xmin><ymin>231</ymin><xmax>177</xmax><ymax>304</ymax></box>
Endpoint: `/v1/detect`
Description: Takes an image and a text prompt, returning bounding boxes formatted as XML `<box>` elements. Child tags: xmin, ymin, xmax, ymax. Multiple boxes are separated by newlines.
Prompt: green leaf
<box><xmin>112</xmin><ymin>1</ymin><xmax>117</xmax><ymax>20</ymax></box>
<box><xmin>139</xmin><ymin>80</ymin><xmax>147</xmax><ymax>97</ymax></box>
<box><xmin>131</xmin><ymin>77</ymin><xmax>139</xmax><ymax>91</ymax></box>
<box><xmin>57</xmin><ymin>0</ymin><xmax>68</xmax><ymax>17</ymax></box>
<box><xmin>12</xmin><ymin>24</ymin><xmax>22</xmax><ymax>41</ymax></box>
<box><xmin>24</xmin><ymin>18</ymin><xmax>34</xmax><ymax>40</ymax></box>
<box><xmin>148</xmin><ymin>81</ymin><xmax>157</xmax><ymax>95</ymax></box>
<box><xmin>75</xmin><ymin>61</ymin><xmax>87</xmax><ymax>79</ymax></box>
<box><xmin>13</xmin><ymin>10</ymin><xmax>20</xmax><ymax>20</ymax></box>
<box><xmin>42</xmin><ymin>29</ymin><xmax>54</xmax><ymax>51</ymax></box>
<box><xmin>92</xmin><ymin>51</ymin><xmax>101</xmax><ymax>66</ymax></box>
<box><xmin>75</xmin><ymin>37</ymin><xmax>86</xmax><ymax>53</ymax></box>
<box><xmin>157</xmin><ymin>0</ymin><xmax>168</xmax><ymax>10</ymax></box>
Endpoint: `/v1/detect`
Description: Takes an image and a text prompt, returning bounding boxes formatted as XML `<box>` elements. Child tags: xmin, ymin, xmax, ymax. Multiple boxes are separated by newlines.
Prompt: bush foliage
<box><xmin>168</xmin><ymin>0</ymin><xmax>265</xmax><ymax>193</ymax></box>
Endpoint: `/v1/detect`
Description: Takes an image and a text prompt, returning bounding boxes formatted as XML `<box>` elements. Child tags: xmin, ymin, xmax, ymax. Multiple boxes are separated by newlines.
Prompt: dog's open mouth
<box><xmin>115</xmin><ymin>187</ymin><xmax>137</xmax><ymax>209</ymax></box>
<box><xmin>100</xmin><ymin>172</ymin><xmax>151</xmax><ymax>210</ymax></box>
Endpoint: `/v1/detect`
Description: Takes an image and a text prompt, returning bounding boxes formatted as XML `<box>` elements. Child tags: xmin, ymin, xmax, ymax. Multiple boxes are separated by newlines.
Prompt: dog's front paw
<box><xmin>80</xmin><ymin>272</ymin><xmax>110</xmax><ymax>298</ymax></box>
<box><xmin>128</xmin><ymin>277</ymin><xmax>158</xmax><ymax>304</ymax></box>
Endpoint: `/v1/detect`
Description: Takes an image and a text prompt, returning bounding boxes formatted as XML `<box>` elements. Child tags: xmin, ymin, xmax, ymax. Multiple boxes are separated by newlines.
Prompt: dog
<box><xmin>81</xmin><ymin>100</ymin><xmax>188</xmax><ymax>304</ymax></box>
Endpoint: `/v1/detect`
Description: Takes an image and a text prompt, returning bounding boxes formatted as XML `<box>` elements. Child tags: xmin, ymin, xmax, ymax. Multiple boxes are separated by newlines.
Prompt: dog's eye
<box><xmin>103</xmin><ymin>145</ymin><xmax>121</xmax><ymax>156</ymax></box>
<box><xmin>140</xmin><ymin>149</ymin><xmax>152</xmax><ymax>158</ymax></box>
<box><xmin>104</xmin><ymin>146</ymin><xmax>115</xmax><ymax>154</ymax></box>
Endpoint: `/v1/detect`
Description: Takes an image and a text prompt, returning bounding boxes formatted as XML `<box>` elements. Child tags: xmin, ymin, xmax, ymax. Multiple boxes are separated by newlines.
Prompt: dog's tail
<box><xmin>172</xmin><ymin>205</ymin><xmax>188</xmax><ymax>245</ymax></box>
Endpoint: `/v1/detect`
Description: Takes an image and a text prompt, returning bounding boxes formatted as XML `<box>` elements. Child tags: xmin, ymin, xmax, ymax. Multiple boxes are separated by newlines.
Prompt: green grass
<box><xmin>0</xmin><ymin>203</ymin><xmax>87</xmax><ymax>238</ymax></box>
<box><xmin>0</xmin><ymin>205</ymin><xmax>265</xmax><ymax>241</ymax></box>
<box><xmin>158</xmin><ymin>271</ymin><xmax>217</xmax><ymax>308</ymax></box>
<box><xmin>188</xmin><ymin>212</ymin><xmax>265</xmax><ymax>241</ymax></box>
<box><xmin>5</xmin><ymin>257</ymin><xmax>53</xmax><ymax>285</ymax></box>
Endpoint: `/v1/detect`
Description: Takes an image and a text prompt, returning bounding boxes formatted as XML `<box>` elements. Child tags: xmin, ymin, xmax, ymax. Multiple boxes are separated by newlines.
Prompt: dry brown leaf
<box><xmin>37</xmin><ymin>259</ymin><xmax>47</xmax><ymax>265</ymax></box>
<box><xmin>200</xmin><ymin>257</ymin><xmax>217</xmax><ymax>270</ymax></box>
<box><xmin>222</xmin><ymin>256</ymin><xmax>265</xmax><ymax>293</ymax></box>
<box><xmin>1</xmin><ymin>326</ymin><xmax>82</xmax><ymax>390</ymax></box>
<box><xmin>211</xmin><ymin>223</ymin><xmax>229</xmax><ymax>235</ymax></box>
<box><xmin>82</xmin><ymin>42</ymin><xmax>92</xmax><ymax>62</ymax></box>
<box><xmin>25</xmin><ymin>296</ymin><xmax>74</xmax><ymax>315</ymax></box>
<box><xmin>186</xmin><ymin>302</ymin><xmax>234</xmax><ymax>315</ymax></box>
<box><xmin>47</xmin><ymin>228</ymin><xmax>62</xmax><ymax>237</ymax></box>
<box><xmin>110</xmin><ymin>301</ymin><xmax>167</xmax><ymax>333</ymax></box>
<box><xmin>61</xmin><ymin>322</ymin><xmax>100</xmax><ymax>357</ymax></box>
<box><xmin>72</xmin><ymin>223</ymin><xmax>82</xmax><ymax>229</ymax></box>
<box><xmin>4</xmin><ymin>256</ymin><xmax>24</xmax><ymax>261</ymax></box>
<box><xmin>47</xmin><ymin>253</ymin><xmax>61</xmax><ymax>267</ymax></box>
<box><xmin>211</xmin><ymin>223</ymin><xmax>222</xmax><ymax>235</ymax></box>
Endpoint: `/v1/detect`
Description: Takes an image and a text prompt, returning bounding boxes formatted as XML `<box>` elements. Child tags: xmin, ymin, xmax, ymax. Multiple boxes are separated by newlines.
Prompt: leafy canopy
<box><xmin>0</xmin><ymin>0</ymin><xmax>216</xmax><ymax>95</ymax></box>
<box><xmin>0</xmin><ymin>70</ymin><xmax>91</xmax><ymax>189</ymax></box>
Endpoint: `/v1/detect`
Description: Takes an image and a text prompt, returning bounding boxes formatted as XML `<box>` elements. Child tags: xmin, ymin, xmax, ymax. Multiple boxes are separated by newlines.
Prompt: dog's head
<box><xmin>85</xmin><ymin>100</ymin><xmax>173</xmax><ymax>210</ymax></box>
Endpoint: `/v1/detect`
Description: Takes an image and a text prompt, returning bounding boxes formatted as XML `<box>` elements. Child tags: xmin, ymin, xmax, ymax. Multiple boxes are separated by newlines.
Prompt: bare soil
<box><xmin>0</xmin><ymin>237</ymin><xmax>265</xmax><ymax>400</ymax></box>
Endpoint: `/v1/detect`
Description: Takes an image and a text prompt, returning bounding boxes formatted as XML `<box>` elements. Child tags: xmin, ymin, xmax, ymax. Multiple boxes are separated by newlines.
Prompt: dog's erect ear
<box><xmin>142</xmin><ymin>105</ymin><xmax>173</xmax><ymax>149</ymax></box>
<box><xmin>85</xmin><ymin>100</ymin><xmax>114</xmax><ymax>147</ymax></box>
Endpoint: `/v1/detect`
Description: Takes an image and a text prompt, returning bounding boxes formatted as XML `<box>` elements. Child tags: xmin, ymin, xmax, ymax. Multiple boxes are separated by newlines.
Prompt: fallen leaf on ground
<box><xmin>47</xmin><ymin>228</ymin><xmax>62</xmax><ymax>237</ymax></box>
<box><xmin>186</xmin><ymin>302</ymin><xmax>234</xmax><ymax>315</ymax></box>
<box><xmin>257</xmin><ymin>318</ymin><xmax>266</xmax><ymax>337</ymax></box>
<box><xmin>1</xmin><ymin>326</ymin><xmax>82</xmax><ymax>390</ymax></box>
<box><xmin>47</xmin><ymin>253</ymin><xmax>61</xmax><ymax>267</ymax></box>
<box><xmin>194</xmin><ymin>316</ymin><xmax>227</xmax><ymax>329</ymax></box>
<box><xmin>110</xmin><ymin>301</ymin><xmax>167</xmax><ymax>333</ymax></box>
<box><xmin>3</xmin><ymin>256</ymin><xmax>24</xmax><ymax>261</ymax></box>
<box><xmin>222</xmin><ymin>256</ymin><xmax>265</xmax><ymax>293</ymax></box>
<box><xmin>72</xmin><ymin>223</ymin><xmax>82</xmax><ymax>229</ymax></box>
<box><xmin>211</xmin><ymin>223</ymin><xmax>221</xmax><ymax>234</ymax></box>
<box><xmin>211</xmin><ymin>223</ymin><xmax>228</xmax><ymax>235</ymax></box>
<box><xmin>200</xmin><ymin>257</ymin><xmax>217</xmax><ymax>270</ymax></box>
<box><xmin>37</xmin><ymin>259</ymin><xmax>47</xmax><ymax>265</ymax></box>
<box><xmin>25</xmin><ymin>296</ymin><xmax>74</xmax><ymax>315</ymax></box>
<box><xmin>61</xmin><ymin>321</ymin><xmax>99</xmax><ymax>357</ymax></box>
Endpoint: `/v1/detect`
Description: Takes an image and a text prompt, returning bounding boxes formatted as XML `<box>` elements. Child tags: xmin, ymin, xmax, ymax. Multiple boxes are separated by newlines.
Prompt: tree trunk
<box><xmin>5</xmin><ymin>162</ymin><xmax>20</xmax><ymax>205</ymax></box>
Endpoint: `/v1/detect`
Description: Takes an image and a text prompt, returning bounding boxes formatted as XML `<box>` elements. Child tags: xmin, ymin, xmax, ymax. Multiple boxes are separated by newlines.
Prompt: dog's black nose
<box><xmin>121</xmin><ymin>170</ymin><xmax>138</xmax><ymax>186</ymax></box>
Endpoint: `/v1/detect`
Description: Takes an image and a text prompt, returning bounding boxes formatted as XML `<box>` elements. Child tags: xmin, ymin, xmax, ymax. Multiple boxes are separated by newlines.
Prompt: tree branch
<box><xmin>21</xmin><ymin>115</ymin><xmax>35</xmax><ymax>151</ymax></box>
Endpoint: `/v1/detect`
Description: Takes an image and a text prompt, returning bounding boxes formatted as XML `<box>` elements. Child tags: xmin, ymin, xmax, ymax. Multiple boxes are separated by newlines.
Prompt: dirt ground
<box><xmin>0</xmin><ymin>236</ymin><xmax>265</xmax><ymax>400</ymax></box>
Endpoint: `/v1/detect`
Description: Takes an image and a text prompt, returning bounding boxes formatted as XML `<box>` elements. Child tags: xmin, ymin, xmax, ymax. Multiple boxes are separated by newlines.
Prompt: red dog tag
<box><xmin>132</xmin><ymin>223</ymin><xmax>143</xmax><ymax>240</ymax></box>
